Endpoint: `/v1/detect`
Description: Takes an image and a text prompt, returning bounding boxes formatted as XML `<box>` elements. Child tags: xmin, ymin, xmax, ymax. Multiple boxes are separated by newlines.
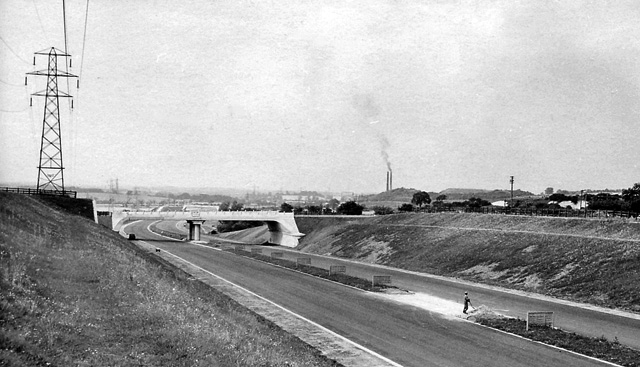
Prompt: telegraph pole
<box><xmin>510</xmin><ymin>176</ymin><xmax>514</xmax><ymax>207</ymax></box>
<box><xmin>26</xmin><ymin>47</ymin><xmax>78</xmax><ymax>194</ymax></box>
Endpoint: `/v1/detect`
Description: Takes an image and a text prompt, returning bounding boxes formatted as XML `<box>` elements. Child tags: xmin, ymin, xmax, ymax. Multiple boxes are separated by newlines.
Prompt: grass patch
<box><xmin>0</xmin><ymin>192</ymin><xmax>341</xmax><ymax>367</ymax></box>
<box><xmin>475</xmin><ymin>316</ymin><xmax>640</xmax><ymax>367</ymax></box>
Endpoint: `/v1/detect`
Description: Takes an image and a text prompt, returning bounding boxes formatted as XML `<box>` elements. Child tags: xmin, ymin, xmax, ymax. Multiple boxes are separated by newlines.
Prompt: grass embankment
<box><xmin>295</xmin><ymin>213</ymin><xmax>640</xmax><ymax>312</ymax></box>
<box><xmin>475</xmin><ymin>316</ymin><xmax>639</xmax><ymax>367</ymax></box>
<box><xmin>0</xmin><ymin>192</ymin><xmax>340</xmax><ymax>367</ymax></box>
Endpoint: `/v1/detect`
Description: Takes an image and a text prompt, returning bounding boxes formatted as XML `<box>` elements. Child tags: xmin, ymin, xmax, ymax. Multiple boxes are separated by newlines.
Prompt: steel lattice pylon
<box><xmin>26</xmin><ymin>47</ymin><xmax>77</xmax><ymax>194</ymax></box>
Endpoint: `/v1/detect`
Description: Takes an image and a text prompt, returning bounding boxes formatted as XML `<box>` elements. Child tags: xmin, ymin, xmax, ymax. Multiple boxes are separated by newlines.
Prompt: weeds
<box><xmin>0</xmin><ymin>192</ymin><xmax>340</xmax><ymax>367</ymax></box>
<box><xmin>475</xmin><ymin>317</ymin><xmax>640</xmax><ymax>367</ymax></box>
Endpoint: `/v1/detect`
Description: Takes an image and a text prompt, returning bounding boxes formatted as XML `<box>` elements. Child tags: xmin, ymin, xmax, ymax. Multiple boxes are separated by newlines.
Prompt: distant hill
<box><xmin>357</xmin><ymin>187</ymin><xmax>440</xmax><ymax>209</ymax></box>
<box><xmin>439</xmin><ymin>188</ymin><xmax>490</xmax><ymax>195</ymax></box>
<box><xmin>362</xmin><ymin>187</ymin><xmax>420</xmax><ymax>202</ymax></box>
<box><xmin>357</xmin><ymin>187</ymin><xmax>537</xmax><ymax>207</ymax></box>
<box><xmin>439</xmin><ymin>188</ymin><xmax>535</xmax><ymax>201</ymax></box>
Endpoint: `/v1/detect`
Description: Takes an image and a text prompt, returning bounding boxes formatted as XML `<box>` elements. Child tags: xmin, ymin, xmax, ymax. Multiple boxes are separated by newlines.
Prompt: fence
<box><xmin>372</xmin><ymin>275</ymin><xmax>392</xmax><ymax>286</ymax></box>
<box><xmin>1</xmin><ymin>186</ymin><xmax>77</xmax><ymax>198</ymax></box>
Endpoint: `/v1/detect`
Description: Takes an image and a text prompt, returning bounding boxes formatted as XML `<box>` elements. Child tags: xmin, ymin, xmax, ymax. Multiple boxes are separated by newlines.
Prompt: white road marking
<box><xmin>152</xmin><ymin>244</ymin><xmax>404</xmax><ymax>367</ymax></box>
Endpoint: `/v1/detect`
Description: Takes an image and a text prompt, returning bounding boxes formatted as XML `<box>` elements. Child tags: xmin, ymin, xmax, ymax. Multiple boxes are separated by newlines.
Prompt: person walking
<box><xmin>463</xmin><ymin>292</ymin><xmax>472</xmax><ymax>314</ymax></box>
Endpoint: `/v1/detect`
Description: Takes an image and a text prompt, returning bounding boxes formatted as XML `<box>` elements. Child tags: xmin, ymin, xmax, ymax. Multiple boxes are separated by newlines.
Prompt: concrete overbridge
<box><xmin>112</xmin><ymin>210</ymin><xmax>304</xmax><ymax>247</ymax></box>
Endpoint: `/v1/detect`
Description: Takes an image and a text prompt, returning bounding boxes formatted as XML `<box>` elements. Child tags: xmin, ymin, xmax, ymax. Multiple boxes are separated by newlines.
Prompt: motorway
<box><xmin>244</xmin><ymin>244</ymin><xmax>640</xmax><ymax>350</ymax></box>
<box><xmin>125</xmin><ymin>220</ymin><xmax>622</xmax><ymax>367</ymax></box>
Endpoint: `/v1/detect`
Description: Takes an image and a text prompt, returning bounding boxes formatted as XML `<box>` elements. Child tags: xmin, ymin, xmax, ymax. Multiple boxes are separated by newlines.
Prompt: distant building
<box><xmin>281</xmin><ymin>195</ymin><xmax>310</xmax><ymax>205</ymax></box>
<box><xmin>549</xmin><ymin>200</ymin><xmax>588</xmax><ymax>210</ymax></box>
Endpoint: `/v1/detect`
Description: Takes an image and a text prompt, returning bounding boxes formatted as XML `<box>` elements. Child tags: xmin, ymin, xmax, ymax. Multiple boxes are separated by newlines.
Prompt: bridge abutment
<box><xmin>186</xmin><ymin>220</ymin><xmax>205</xmax><ymax>241</ymax></box>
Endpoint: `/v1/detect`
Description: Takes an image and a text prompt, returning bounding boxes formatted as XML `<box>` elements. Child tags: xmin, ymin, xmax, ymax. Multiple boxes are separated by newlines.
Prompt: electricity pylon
<box><xmin>26</xmin><ymin>47</ymin><xmax>77</xmax><ymax>194</ymax></box>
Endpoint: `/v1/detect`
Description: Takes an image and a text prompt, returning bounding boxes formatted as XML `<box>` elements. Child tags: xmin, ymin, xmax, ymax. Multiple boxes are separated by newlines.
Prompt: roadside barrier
<box><xmin>329</xmin><ymin>265</ymin><xmax>346</xmax><ymax>275</ymax></box>
<box><xmin>296</xmin><ymin>257</ymin><xmax>311</xmax><ymax>266</ymax></box>
<box><xmin>372</xmin><ymin>275</ymin><xmax>392</xmax><ymax>287</ymax></box>
<box><xmin>526</xmin><ymin>311</ymin><xmax>554</xmax><ymax>330</ymax></box>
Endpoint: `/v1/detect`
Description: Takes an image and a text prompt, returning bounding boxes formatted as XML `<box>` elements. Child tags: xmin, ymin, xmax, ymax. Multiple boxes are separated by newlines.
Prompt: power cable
<box><xmin>69</xmin><ymin>0</ymin><xmax>90</xmax><ymax>183</ymax></box>
<box><xmin>32</xmin><ymin>0</ymin><xmax>51</xmax><ymax>47</ymax></box>
<box><xmin>0</xmin><ymin>78</ymin><xmax>25</xmax><ymax>87</ymax></box>
<box><xmin>0</xmin><ymin>36</ymin><xmax>31</xmax><ymax>65</ymax></box>
<box><xmin>78</xmin><ymin>0</ymin><xmax>90</xmax><ymax>85</ymax></box>
<box><xmin>62</xmin><ymin>0</ymin><xmax>69</xmax><ymax>55</ymax></box>
<box><xmin>76</xmin><ymin>0</ymin><xmax>90</xmax><ymax>102</ymax></box>
<box><xmin>62</xmin><ymin>0</ymin><xmax>72</xmax><ymax>112</ymax></box>
<box><xmin>0</xmin><ymin>106</ymin><xmax>30</xmax><ymax>113</ymax></box>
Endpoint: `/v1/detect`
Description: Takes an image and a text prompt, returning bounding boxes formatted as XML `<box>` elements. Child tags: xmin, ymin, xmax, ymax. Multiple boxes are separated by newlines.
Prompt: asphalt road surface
<box><xmin>244</xmin><ymin>242</ymin><xmax>640</xmax><ymax>350</ymax></box>
<box><xmin>125</xmin><ymin>220</ymin><xmax>619</xmax><ymax>367</ymax></box>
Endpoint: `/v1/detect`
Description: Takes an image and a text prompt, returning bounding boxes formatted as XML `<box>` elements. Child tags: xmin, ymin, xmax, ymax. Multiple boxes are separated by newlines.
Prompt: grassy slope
<box><xmin>295</xmin><ymin>213</ymin><xmax>640</xmax><ymax>312</ymax></box>
<box><xmin>0</xmin><ymin>192</ymin><xmax>339</xmax><ymax>367</ymax></box>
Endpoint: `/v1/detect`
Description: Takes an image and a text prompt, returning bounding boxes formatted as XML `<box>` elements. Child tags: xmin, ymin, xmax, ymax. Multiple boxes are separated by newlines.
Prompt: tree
<box><xmin>398</xmin><ymin>203</ymin><xmax>414</xmax><ymax>212</ymax></box>
<box><xmin>622</xmin><ymin>183</ymin><xmax>640</xmax><ymax>202</ymax></box>
<box><xmin>466</xmin><ymin>197</ymin><xmax>491</xmax><ymax>208</ymax></box>
<box><xmin>372</xmin><ymin>206</ymin><xmax>394</xmax><ymax>215</ymax></box>
<box><xmin>326</xmin><ymin>198</ymin><xmax>340</xmax><ymax>213</ymax></box>
<box><xmin>337</xmin><ymin>201</ymin><xmax>364</xmax><ymax>215</ymax></box>
<box><xmin>435</xmin><ymin>194</ymin><xmax>447</xmax><ymax>202</ymax></box>
<box><xmin>219</xmin><ymin>202</ymin><xmax>230</xmax><ymax>211</ymax></box>
<box><xmin>177</xmin><ymin>192</ymin><xmax>191</xmax><ymax>200</ymax></box>
<box><xmin>280</xmin><ymin>202</ymin><xmax>294</xmax><ymax>212</ymax></box>
<box><xmin>230</xmin><ymin>201</ymin><xmax>244</xmax><ymax>211</ymax></box>
<box><xmin>549</xmin><ymin>193</ymin><xmax>578</xmax><ymax>204</ymax></box>
<box><xmin>411</xmin><ymin>191</ymin><xmax>431</xmax><ymax>208</ymax></box>
<box><xmin>622</xmin><ymin>183</ymin><xmax>640</xmax><ymax>214</ymax></box>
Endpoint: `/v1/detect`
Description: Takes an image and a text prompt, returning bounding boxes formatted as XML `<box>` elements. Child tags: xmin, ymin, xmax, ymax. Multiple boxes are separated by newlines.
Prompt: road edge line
<box><xmin>152</xmin><ymin>244</ymin><xmax>404</xmax><ymax>367</ymax></box>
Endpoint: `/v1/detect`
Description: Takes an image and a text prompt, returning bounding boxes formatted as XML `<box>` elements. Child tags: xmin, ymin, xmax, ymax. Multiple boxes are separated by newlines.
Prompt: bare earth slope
<box><xmin>294</xmin><ymin>213</ymin><xmax>640</xmax><ymax>312</ymax></box>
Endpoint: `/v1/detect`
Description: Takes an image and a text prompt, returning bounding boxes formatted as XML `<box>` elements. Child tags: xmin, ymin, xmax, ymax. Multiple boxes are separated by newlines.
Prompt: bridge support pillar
<box><xmin>186</xmin><ymin>220</ymin><xmax>205</xmax><ymax>241</ymax></box>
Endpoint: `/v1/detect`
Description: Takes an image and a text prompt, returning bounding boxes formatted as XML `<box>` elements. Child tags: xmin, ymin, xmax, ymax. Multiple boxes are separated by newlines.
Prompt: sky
<box><xmin>1</xmin><ymin>0</ymin><xmax>639</xmax><ymax>195</ymax></box>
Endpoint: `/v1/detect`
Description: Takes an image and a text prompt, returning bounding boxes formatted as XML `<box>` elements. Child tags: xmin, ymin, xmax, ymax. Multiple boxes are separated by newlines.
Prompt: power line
<box><xmin>0</xmin><ymin>78</ymin><xmax>25</xmax><ymax>87</ymax></box>
<box><xmin>62</xmin><ymin>0</ymin><xmax>72</xmax><ymax>112</ymax></box>
<box><xmin>78</xmin><ymin>0</ymin><xmax>90</xmax><ymax>84</ymax></box>
<box><xmin>62</xmin><ymin>0</ymin><xmax>69</xmax><ymax>55</ymax></box>
<box><xmin>32</xmin><ymin>0</ymin><xmax>51</xmax><ymax>46</ymax></box>
<box><xmin>0</xmin><ymin>36</ymin><xmax>31</xmax><ymax>65</ymax></box>
<box><xmin>71</xmin><ymin>0</ymin><xmax>90</xmax><ymax>177</ymax></box>
<box><xmin>0</xmin><ymin>106</ymin><xmax>30</xmax><ymax>113</ymax></box>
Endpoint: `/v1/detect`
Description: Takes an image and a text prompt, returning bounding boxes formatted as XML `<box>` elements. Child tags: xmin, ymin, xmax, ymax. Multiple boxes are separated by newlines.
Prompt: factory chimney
<box><xmin>389</xmin><ymin>170</ymin><xmax>393</xmax><ymax>191</ymax></box>
<box><xmin>386</xmin><ymin>172</ymin><xmax>389</xmax><ymax>191</ymax></box>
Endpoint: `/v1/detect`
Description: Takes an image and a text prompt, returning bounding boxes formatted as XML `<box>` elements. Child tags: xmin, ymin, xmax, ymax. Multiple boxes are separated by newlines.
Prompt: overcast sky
<box><xmin>1</xmin><ymin>0</ymin><xmax>639</xmax><ymax>194</ymax></box>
